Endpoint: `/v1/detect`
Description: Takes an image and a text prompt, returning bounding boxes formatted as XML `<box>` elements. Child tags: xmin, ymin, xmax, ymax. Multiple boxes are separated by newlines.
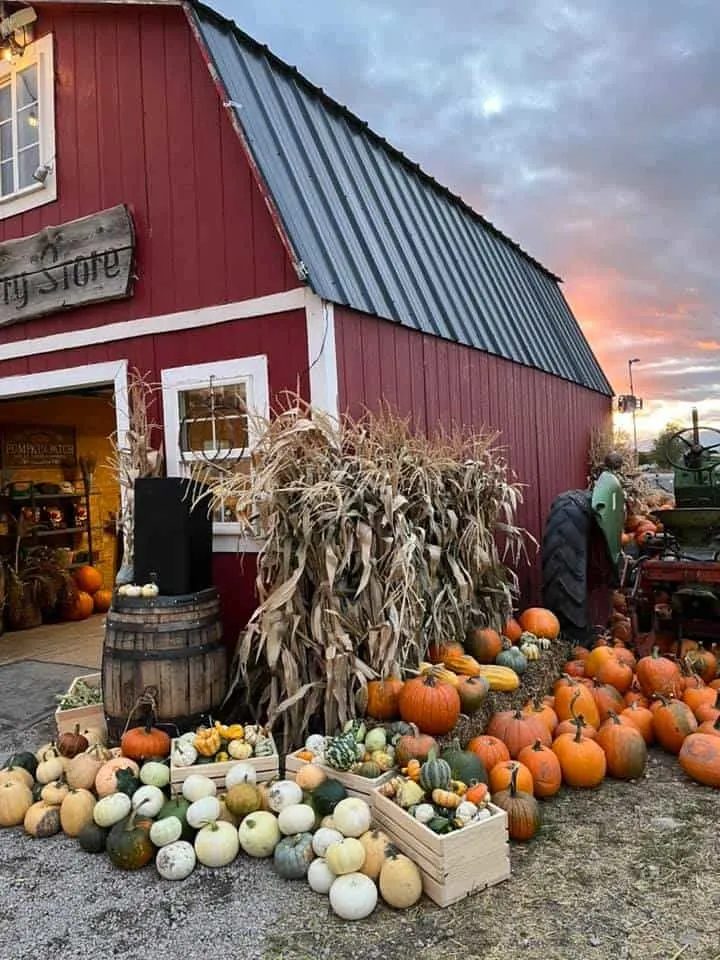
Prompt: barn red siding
<box><xmin>334</xmin><ymin>306</ymin><xmax>611</xmax><ymax>601</ymax></box>
<box><xmin>0</xmin><ymin>3</ymin><xmax>297</xmax><ymax>343</ymax></box>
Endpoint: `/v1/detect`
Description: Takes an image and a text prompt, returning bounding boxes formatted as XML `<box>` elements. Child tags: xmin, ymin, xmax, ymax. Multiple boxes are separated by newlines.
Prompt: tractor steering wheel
<box><xmin>666</xmin><ymin>425</ymin><xmax>720</xmax><ymax>470</ymax></box>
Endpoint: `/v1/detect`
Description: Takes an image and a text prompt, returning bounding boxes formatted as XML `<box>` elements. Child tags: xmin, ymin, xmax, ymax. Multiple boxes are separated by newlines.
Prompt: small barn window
<box><xmin>0</xmin><ymin>34</ymin><xmax>56</xmax><ymax>219</ymax></box>
<box><xmin>161</xmin><ymin>356</ymin><xmax>269</xmax><ymax>552</ymax></box>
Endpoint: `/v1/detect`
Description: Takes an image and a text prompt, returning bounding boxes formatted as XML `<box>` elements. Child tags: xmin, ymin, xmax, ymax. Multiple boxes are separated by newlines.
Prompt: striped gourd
<box><xmin>419</xmin><ymin>757</ymin><xmax>453</xmax><ymax>792</ymax></box>
<box><xmin>475</xmin><ymin>665</ymin><xmax>520</xmax><ymax>691</ymax></box>
<box><xmin>324</xmin><ymin>731</ymin><xmax>358</xmax><ymax>771</ymax></box>
<box><xmin>443</xmin><ymin>654</ymin><xmax>482</xmax><ymax>677</ymax></box>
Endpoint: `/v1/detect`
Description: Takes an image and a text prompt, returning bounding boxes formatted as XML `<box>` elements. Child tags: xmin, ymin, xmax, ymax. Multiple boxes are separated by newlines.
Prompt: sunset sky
<box><xmin>219</xmin><ymin>0</ymin><xmax>719</xmax><ymax>446</ymax></box>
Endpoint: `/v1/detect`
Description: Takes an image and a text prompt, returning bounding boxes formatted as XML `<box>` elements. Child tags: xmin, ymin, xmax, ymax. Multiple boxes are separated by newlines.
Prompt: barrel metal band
<box><xmin>106</xmin><ymin>614</ymin><xmax>219</xmax><ymax>634</ymax></box>
<box><xmin>102</xmin><ymin>640</ymin><xmax>225</xmax><ymax>661</ymax></box>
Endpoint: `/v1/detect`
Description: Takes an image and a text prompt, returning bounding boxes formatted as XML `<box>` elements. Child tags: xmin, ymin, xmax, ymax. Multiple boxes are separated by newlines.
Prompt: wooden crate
<box><xmin>284</xmin><ymin>751</ymin><xmax>394</xmax><ymax>800</ymax></box>
<box><xmin>54</xmin><ymin>673</ymin><xmax>107</xmax><ymax>739</ymax></box>
<box><xmin>170</xmin><ymin>737</ymin><xmax>280</xmax><ymax>796</ymax></box>
<box><xmin>372</xmin><ymin>790</ymin><xmax>510</xmax><ymax>907</ymax></box>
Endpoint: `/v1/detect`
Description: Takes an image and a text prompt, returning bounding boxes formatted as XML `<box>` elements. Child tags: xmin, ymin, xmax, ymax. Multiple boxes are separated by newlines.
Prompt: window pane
<box><xmin>186</xmin><ymin>458</ymin><xmax>251</xmax><ymax>523</ymax></box>
<box><xmin>178</xmin><ymin>381</ymin><xmax>248</xmax><ymax>454</ymax></box>
<box><xmin>17</xmin><ymin>107</ymin><xmax>39</xmax><ymax>150</ymax></box>
<box><xmin>1</xmin><ymin>160</ymin><xmax>14</xmax><ymax>196</ymax></box>
<box><xmin>0</xmin><ymin>122</ymin><xmax>12</xmax><ymax>162</ymax></box>
<box><xmin>0</xmin><ymin>85</ymin><xmax>10</xmax><ymax>122</ymax></box>
<box><xmin>16</xmin><ymin>65</ymin><xmax>38</xmax><ymax>108</ymax></box>
<box><xmin>18</xmin><ymin>144</ymin><xmax>39</xmax><ymax>189</ymax></box>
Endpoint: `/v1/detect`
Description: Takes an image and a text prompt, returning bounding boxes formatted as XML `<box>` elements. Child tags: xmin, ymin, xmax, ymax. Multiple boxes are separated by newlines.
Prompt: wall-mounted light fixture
<box><xmin>0</xmin><ymin>5</ymin><xmax>37</xmax><ymax>61</ymax></box>
<box><xmin>32</xmin><ymin>160</ymin><xmax>52</xmax><ymax>183</ymax></box>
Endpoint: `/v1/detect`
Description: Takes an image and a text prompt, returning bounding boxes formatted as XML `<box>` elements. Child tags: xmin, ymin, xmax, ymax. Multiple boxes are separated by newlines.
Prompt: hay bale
<box><xmin>439</xmin><ymin>638</ymin><xmax>571</xmax><ymax>748</ymax></box>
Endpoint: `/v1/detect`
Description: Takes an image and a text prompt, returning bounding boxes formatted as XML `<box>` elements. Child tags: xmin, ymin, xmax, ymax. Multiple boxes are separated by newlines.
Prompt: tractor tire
<box><xmin>541</xmin><ymin>490</ymin><xmax>597</xmax><ymax>648</ymax></box>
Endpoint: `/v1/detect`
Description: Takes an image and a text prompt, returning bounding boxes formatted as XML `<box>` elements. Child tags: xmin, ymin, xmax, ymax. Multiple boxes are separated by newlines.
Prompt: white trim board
<box><xmin>305</xmin><ymin>293</ymin><xmax>338</xmax><ymax>420</ymax></box>
<box><xmin>0</xmin><ymin>288</ymin><xmax>307</xmax><ymax>363</ymax></box>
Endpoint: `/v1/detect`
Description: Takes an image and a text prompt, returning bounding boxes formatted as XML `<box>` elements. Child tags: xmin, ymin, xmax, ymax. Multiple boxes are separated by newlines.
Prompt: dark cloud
<box><xmin>216</xmin><ymin>0</ymin><xmax>720</xmax><ymax>431</ymax></box>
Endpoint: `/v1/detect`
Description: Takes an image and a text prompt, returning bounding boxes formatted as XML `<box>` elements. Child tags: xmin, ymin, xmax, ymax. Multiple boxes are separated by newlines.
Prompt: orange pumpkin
<box><xmin>553</xmin><ymin>677</ymin><xmax>601</xmax><ymax>729</ymax></box>
<box><xmin>554</xmin><ymin>716</ymin><xmax>597</xmax><ymax>740</ymax></box>
<box><xmin>93</xmin><ymin>589</ymin><xmax>113</xmax><ymax>614</ymax></box>
<box><xmin>595</xmin><ymin>656</ymin><xmax>634</xmax><ymax>695</ymax></box>
<box><xmin>552</xmin><ymin>720</ymin><xmax>607</xmax><ymax>788</ymax></box>
<box><xmin>502</xmin><ymin>617</ymin><xmax>524</xmax><ymax>644</ymax></box>
<box><xmin>695</xmin><ymin>691</ymin><xmax>720</xmax><ymax>724</ymax></box>
<box><xmin>517</xmin><ymin>740</ymin><xmax>562</xmax><ymax>798</ymax></box>
<box><xmin>678</xmin><ymin>732</ymin><xmax>720</xmax><ymax>788</ymax></box>
<box><xmin>74</xmin><ymin>565</ymin><xmax>103</xmax><ymax>596</ymax></box>
<box><xmin>685</xmin><ymin>646</ymin><xmax>718</xmax><ymax>685</ymax></box>
<box><xmin>636</xmin><ymin>648</ymin><xmax>681</xmax><ymax>699</ymax></box>
<box><xmin>652</xmin><ymin>697</ymin><xmax>698</xmax><ymax>754</ymax></box>
<box><xmin>620</xmin><ymin>702</ymin><xmax>655</xmax><ymax>745</ymax></box>
<box><xmin>66</xmin><ymin>590</ymin><xmax>95</xmax><ymax>621</ymax></box>
<box><xmin>518</xmin><ymin>607</ymin><xmax>560</xmax><ymax>640</ymax></box>
<box><xmin>521</xmin><ymin>700</ymin><xmax>558</xmax><ymax>735</ymax></box>
<box><xmin>697</xmin><ymin>716</ymin><xmax>720</xmax><ymax>738</ymax></box>
<box><xmin>426</xmin><ymin>641</ymin><xmax>464</xmax><ymax>665</ymax></box>
<box><xmin>466</xmin><ymin>735</ymin><xmax>510</xmax><ymax>772</ymax></box>
<box><xmin>583</xmin><ymin>645</ymin><xmax>616</xmax><ymax>680</ymax></box>
<box><xmin>486</xmin><ymin>708</ymin><xmax>551</xmax><ymax>759</ymax></box>
<box><xmin>682</xmin><ymin>685</ymin><xmax>716</xmax><ymax>718</ymax></box>
<box><xmin>365</xmin><ymin>678</ymin><xmax>404</xmax><ymax>721</ymax></box>
<box><xmin>489</xmin><ymin>759</ymin><xmax>534</xmax><ymax>796</ymax></box>
<box><xmin>120</xmin><ymin>723</ymin><xmax>171</xmax><ymax>762</ymax></box>
<box><xmin>398</xmin><ymin>675</ymin><xmax>461</xmax><ymax>736</ymax></box>
<box><xmin>465</xmin><ymin>627</ymin><xmax>503</xmax><ymax>664</ymax></box>
<box><xmin>591</xmin><ymin>680</ymin><xmax>626</xmax><ymax>723</ymax></box>
<box><xmin>596</xmin><ymin>712</ymin><xmax>647</xmax><ymax>780</ymax></box>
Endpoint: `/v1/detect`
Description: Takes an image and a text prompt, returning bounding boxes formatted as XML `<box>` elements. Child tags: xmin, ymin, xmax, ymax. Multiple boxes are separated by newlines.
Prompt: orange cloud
<box><xmin>696</xmin><ymin>340</ymin><xmax>720</xmax><ymax>351</ymax></box>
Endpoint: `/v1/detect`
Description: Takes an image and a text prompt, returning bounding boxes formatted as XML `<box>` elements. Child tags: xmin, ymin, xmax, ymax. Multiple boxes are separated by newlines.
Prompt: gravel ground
<box><xmin>2</xmin><ymin>706</ymin><xmax>719</xmax><ymax>960</ymax></box>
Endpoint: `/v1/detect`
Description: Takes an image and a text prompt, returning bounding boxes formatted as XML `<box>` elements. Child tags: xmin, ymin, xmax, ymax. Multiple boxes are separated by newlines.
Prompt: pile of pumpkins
<box><xmin>171</xmin><ymin>722</ymin><xmax>276</xmax><ymax>766</ymax></box>
<box><xmin>63</xmin><ymin>565</ymin><xmax>112</xmax><ymax>620</ymax></box>
<box><xmin>354</xmin><ymin>607</ymin><xmax>562</xmax><ymax>739</ymax></box>
<box><xmin>0</xmin><ymin>719</ymin><xmax>425</xmax><ymax>919</ymax></box>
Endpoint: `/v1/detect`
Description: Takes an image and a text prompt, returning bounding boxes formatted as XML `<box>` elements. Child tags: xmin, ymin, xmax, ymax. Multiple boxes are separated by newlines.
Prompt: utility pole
<box><xmin>628</xmin><ymin>358</ymin><xmax>640</xmax><ymax>458</ymax></box>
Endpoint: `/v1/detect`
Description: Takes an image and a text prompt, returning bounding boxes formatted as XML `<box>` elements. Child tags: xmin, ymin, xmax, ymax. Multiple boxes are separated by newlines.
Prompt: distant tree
<box><xmin>650</xmin><ymin>422</ymin><xmax>685</xmax><ymax>469</ymax></box>
<box><xmin>637</xmin><ymin>451</ymin><xmax>655</xmax><ymax>466</ymax></box>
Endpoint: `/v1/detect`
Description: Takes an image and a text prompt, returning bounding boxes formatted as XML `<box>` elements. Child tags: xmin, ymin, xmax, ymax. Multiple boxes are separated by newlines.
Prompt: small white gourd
<box><xmin>131</xmin><ymin>785</ymin><xmax>166</xmax><ymax>818</ymax></box>
<box><xmin>308</xmin><ymin>857</ymin><xmax>336</xmax><ymax>895</ymax></box>
<box><xmin>332</xmin><ymin>797</ymin><xmax>372</xmax><ymax>838</ymax></box>
<box><xmin>171</xmin><ymin>740</ymin><xmax>198</xmax><ymax>768</ymax></box>
<box><xmin>267</xmin><ymin>780</ymin><xmax>303</xmax><ymax>813</ymax></box>
<box><xmin>413</xmin><ymin>803</ymin><xmax>435</xmax><ymax>825</ymax></box>
<box><xmin>194</xmin><ymin>820</ymin><xmax>240</xmax><ymax>867</ymax></box>
<box><xmin>455</xmin><ymin>801</ymin><xmax>478</xmax><ymax>825</ymax></box>
<box><xmin>93</xmin><ymin>793</ymin><xmax>132</xmax><ymax>828</ymax></box>
<box><xmin>141</xmin><ymin>582</ymin><xmax>160</xmax><ymax>598</ymax></box>
<box><xmin>227</xmin><ymin>740</ymin><xmax>253</xmax><ymax>760</ymax></box>
<box><xmin>150</xmin><ymin>816</ymin><xmax>183</xmax><ymax>847</ymax></box>
<box><xmin>305</xmin><ymin>734</ymin><xmax>327</xmax><ymax>755</ymax></box>
<box><xmin>312</xmin><ymin>827</ymin><xmax>344</xmax><ymax>858</ymax></box>
<box><xmin>225</xmin><ymin>762</ymin><xmax>257</xmax><ymax>789</ymax></box>
<box><xmin>181</xmin><ymin>774</ymin><xmax>217</xmax><ymax>803</ymax></box>
<box><xmin>140</xmin><ymin>762</ymin><xmax>171</xmax><ymax>789</ymax></box>
<box><xmin>186</xmin><ymin>795</ymin><xmax>221</xmax><ymax>829</ymax></box>
<box><xmin>329</xmin><ymin>873</ymin><xmax>378</xmax><ymax>920</ymax></box>
<box><xmin>277</xmin><ymin>803</ymin><xmax>316</xmax><ymax>836</ymax></box>
<box><xmin>156</xmin><ymin>841</ymin><xmax>197</xmax><ymax>880</ymax></box>
<box><xmin>125</xmin><ymin>584</ymin><xmax>143</xmax><ymax>598</ymax></box>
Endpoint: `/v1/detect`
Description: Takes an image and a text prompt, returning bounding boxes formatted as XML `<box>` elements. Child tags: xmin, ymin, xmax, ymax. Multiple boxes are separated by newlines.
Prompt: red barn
<box><xmin>0</xmin><ymin>0</ymin><xmax>612</xmax><ymax>643</ymax></box>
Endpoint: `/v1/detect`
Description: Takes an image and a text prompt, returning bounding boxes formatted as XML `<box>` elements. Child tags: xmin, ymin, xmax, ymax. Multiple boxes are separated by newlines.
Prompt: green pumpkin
<box><xmin>343</xmin><ymin>719</ymin><xmax>367</xmax><ymax>743</ymax></box>
<box><xmin>495</xmin><ymin>646</ymin><xmax>528</xmax><ymax>675</ymax></box>
<box><xmin>419</xmin><ymin>756</ymin><xmax>453</xmax><ymax>792</ymax></box>
<box><xmin>78</xmin><ymin>822</ymin><xmax>109</xmax><ymax>854</ymax></box>
<box><xmin>310</xmin><ymin>778</ymin><xmax>348</xmax><ymax>817</ymax></box>
<box><xmin>427</xmin><ymin>815</ymin><xmax>454</xmax><ymax>834</ymax></box>
<box><xmin>157</xmin><ymin>797</ymin><xmax>194</xmax><ymax>841</ymax></box>
<box><xmin>115</xmin><ymin>767</ymin><xmax>141</xmax><ymax>798</ymax></box>
<box><xmin>440</xmin><ymin>742</ymin><xmax>488</xmax><ymax>785</ymax></box>
<box><xmin>273</xmin><ymin>832</ymin><xmax>315</xmax><ymax>880</ymax></box>
<box><xmin>352</xmin><ymin>761</ymin><xmax>382</xmax><ymax>779</ymax></box>
<box><xmin>6</xmin><ymin>752</ymin><xmax>38</xmax><ymax>778</ymax></box>
<box><xmin>106</xmin><ymin>813</ymin><xmax>155</xmax><ymax>870</ymax></box>
<box><xmin>324</xmin><ymin>731</ymin><xmax>358</xmax><ymax>771</ymax></box>
<box><xmin>389</xmin><ymin>721</ymin><xmax>414</xmax><ymax>743</ymax></box>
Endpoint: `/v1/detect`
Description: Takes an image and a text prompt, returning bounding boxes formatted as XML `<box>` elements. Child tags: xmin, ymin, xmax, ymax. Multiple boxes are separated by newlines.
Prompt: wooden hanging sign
<box><xmin>0</xmin><ymin>204</ymin><xmax>135</xmax><ymax>326</ymax></box>
<box><xmin>1</xmin><ymin>424</ymin><xmax>76</xmax><ymax>468</ymax></box>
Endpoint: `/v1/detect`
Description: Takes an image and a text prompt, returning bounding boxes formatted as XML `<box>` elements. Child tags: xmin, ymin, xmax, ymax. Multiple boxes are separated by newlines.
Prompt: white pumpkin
<box><xmin>93</xmin><ymin>792</ymin><xmax>132</xmax><ymax>828</ymax></box>
<box><xmin>312</xmin><ymin>826</ymin><xmax>344</xmax><ymax>858</ymax></box>
<box><xmin>150</xmin><ymin>816</ymin><xmax>183</xmax><ymax>848</ymax></box>
<box><xmin>156</xmin><ymin>841</ymin><xmax>197</xmax><ymax>880</ymax></box>
<box><xmin>124</xmin><ymin>584</ymin><xmax>143</xmax><ymax>597</ymax></box>
<box><xmin>186</xmin><ymin>795</ymin><xmax>221</xmax><ymax>829</ymax></box>
<box><xmin>332</xmin><ymin>797</ymin><xmax>372</xmax><ymax>838</ymax></box>
<box><xmin>305</xmin><ymin>734</ymin><xmax>327</xmax><ymax>755</ymax></box>
<box><xmin>172</xmin><ymin>740</ymin><xmax>198</xmax><ymax>768</ymax></box>
<box><xmin>35</xmin><ymin>755</ymin><xmax>65</xmax><ymax>785</ymax></box>
<box><xmin>413</xmin><ymin>803</ymin><xmax>435</xmax><ymax>824</ymax></box>
<box><xmin>194</xmin><ymin>820</ymin><xmax>240</xmax><ymax>867</ymax></box>
<box><xmin>177</xmin><ymin>731</ymin><xmax>197</xmax><ymax>745</ymax></box>
<box><xmin>325</xmin><ymin>837</ymin><xmax>366</xmax><ymax>876</ymax></box>
<box><xmin>131</xmin><ymin>785</ymin><xmax>166</xmax><ymax>818</ymax></box>
<box><xmin>140</xmin><ymin>762</ymin><xmax>171</xmax><ymax>789</ymax></box>
<box><xmin>181</xmin><ymin>774</ymin><xmax>217</xmax><ymax>803</ymax></box>
<box><xmin>277</xmin><ymin>803</ymin><xmax>316</xmax><ymax>836</ymax></box>
<box><xmin>307</xmin><ymin>857</ymin><xmax>336</xmax><ymax>895</ymax></box>
<box><xmin>225</xmin><ymin>763</ymin><xmax>257</xmax><ymax>789</ymax></box>
<box><xmin>141</xmin><ymin>582</ymin><xmax>160</xmax><ymax>598</ymax></box>
<box><xmin>237</xmin><ymin>811</ymin><xmax>281</xmax><ymax>858</ymax></box>
<box><xmin>267</xmin><ymin>780</ymin><xmax>303</xmax><ymax>813</ymax></box>
<box><xmin>329</xmin><ymin>873</ymin><xmax>378</xmax><ymax>920</ymax></box>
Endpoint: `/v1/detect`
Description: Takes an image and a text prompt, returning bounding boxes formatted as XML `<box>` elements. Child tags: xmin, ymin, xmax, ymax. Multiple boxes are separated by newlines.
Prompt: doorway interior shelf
<box><xmin>0</xmin><ymin>482</ymin><xmax>97</xmax><ymax>564</ymax></box>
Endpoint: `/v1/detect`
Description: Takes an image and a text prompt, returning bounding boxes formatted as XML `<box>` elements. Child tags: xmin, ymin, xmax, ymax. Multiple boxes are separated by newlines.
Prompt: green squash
<box><xmin>419</xmin><ymin>756</ymin><xmax>453</xmax><ymax>792</ymax></box>
<box><xmin>114</xmin><ymin>768</ymin><xmax>141</xmax><ymax>798</ymax></box>
<box><xmin>157</xmin><ymin>797</ymin><xmax>194</xmax><ymax>841</ymax></box>
<box><xmin>311</xmin><ymin>778</ymin><xmax>348</xmax><ymax>817</ymax></box>
<box><xmin>6</xmin><ymin>752</ymin><xmax>38</xmax><ymax>778</ymax></box>
<box><xmin>273</xmin><ymin>832</ymin><xmax>315</xmax><ymax>880</ymax></box>
<box><xmin>495</xmin><ymin>646</ymin><xmax>528</xmax><ymax>675</ymax></box>
<box><xmin>324</xmin><ymin>731</ymin><xmax>357</xmax><ymax>772</ymax></box>
<box><xmin>78</xmin><ymin>822</ymin><xmax>109</xmax><ymax>854</ymax></box>
<box><xmin>353</xmin><ymin>761</ymin><xmax>382</xmax><ymax>779</ymax></box>
<box><xmin>427</xmin><ymin>815</ymin><xmax>454</xmax><ymax>834</ymax></box>
<box><xmin>440</xmin><ymin>742</ymin><xmax>487</xmax><ymax>785</ymax></box>
<box><xmin>106</xmin><ymin>812</ymin><xmax>155</xmax><ymax>870</ymax></box>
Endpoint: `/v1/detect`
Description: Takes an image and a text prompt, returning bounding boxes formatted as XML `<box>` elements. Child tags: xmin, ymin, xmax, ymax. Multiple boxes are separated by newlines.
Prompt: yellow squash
<box><xmin>443</xmin><ymin>653</ymin><xmax>482</xmax><ymax>677</ymax></box>
<box><xmin>475</xmin><ymin>665</ymin><xmax>520</xmax><ymax>691</ymax></box>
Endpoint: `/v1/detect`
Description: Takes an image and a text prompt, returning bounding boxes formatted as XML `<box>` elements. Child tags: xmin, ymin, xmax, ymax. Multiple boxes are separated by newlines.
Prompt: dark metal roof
<box><xmin>190</xmin><ymin>2</ymin><xmax>612</xmax><ymax>396</ymax></box>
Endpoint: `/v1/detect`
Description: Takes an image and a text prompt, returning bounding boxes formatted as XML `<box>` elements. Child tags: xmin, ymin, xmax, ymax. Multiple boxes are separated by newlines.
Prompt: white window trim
<box><xmin>161</xmin><ymin>355</ymin><xmax>269</xmax><ymax>553</ymax></box>
<box><xmin>0</xmin><ymin>33</ymin><xmax>57</xmax><ymax>220</ymax></box>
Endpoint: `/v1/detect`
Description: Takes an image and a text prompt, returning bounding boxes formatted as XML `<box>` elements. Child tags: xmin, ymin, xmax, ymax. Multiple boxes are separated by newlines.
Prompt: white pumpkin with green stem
<box><xmin>329</xmin><ymin>873</ymin><xmax>378</xmax><ymax>920</ymax></box>
<box><xmin>93</xmin><ymin>793</ymin><xmax>132</xmax><ymax>828</ymax></box>
<box><xmin>277</xmin><ymin>803</ymin><xmax>316</xmax><ymax>836</ymax></box>
<box><xmin>307</xmin><ymin>858</ymin><xmax>336</xmax><ymax>894</ymax></box>
<box><xmin>150</xmin><ymin>816</ymin><xmax>183</xmax><ymax>847</ymax></box>
<box><xmin>332</xmin><ymin>797</ymin><xmax>372</xmax><ymax>838</ymax></box>
<box><xmin>186</xmin><ymin>795</ymin><xmax>221</xmax><ymax>829</ymax></box>
<box><xmin>267</xmin><ymin>780</ymin><xmax>303</xmax><ymax>813</ymax></box>
<box><xmin>237</xmin><ymin>811</ymin><xmax>281</xmax><ymax>858</ymax></box>
<box><xmin>140</xmin><ymin>761</ymin><xmax>170</xmax><ymax>789</ymax></box>
<box><xmin>131</xmin><ymin>785</ymin><xmax>165</xmax><ymax>818</ymax></box>
<box><xmin>325</xmin><ymin>837</ymin><xmax>366</xmax><ymax>876</ymax></box>
<box><xmin>194</xmin><ymin>820</ymin><xmax>239</xmax><ymax>867</ymax></box>
<box><xmin>181</xmin><ymin>774</ymin><xmax>216</xmax><ymax>803</ymax></box>
<box><xmin>225</xmin><ymin>763</ymin><xmax>257</xmax><ymax>789</ymax></box>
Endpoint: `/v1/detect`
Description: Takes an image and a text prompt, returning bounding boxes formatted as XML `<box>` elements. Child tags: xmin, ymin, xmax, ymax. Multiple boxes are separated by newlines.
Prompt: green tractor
<box><xmin>541</xmin><ymin>409</ymin><xmax>720</xmax><ymax>649</ymax></box>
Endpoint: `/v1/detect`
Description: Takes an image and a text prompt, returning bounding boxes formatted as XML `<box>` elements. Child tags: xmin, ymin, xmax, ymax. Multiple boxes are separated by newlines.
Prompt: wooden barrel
<box><xmin>102</xmin><ymin>587</ymin><xmax>227</xmax><ymax>743</ymax></box>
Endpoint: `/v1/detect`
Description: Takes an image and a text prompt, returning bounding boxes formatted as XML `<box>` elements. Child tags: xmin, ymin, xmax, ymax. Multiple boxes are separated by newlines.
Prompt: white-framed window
<box><xmin>161</xmin><ymin>356</ymin><xmax>269</xmax><ymax>552</ymax></box>
<box><xmin>0</xmin><ymin>33</ymin><xmax>56</xmax><ymax>220</ymax></box>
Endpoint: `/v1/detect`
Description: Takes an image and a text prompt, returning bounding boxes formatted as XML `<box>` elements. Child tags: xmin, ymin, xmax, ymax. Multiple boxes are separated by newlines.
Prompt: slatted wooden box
<box><xmin>284</xmin><ymin>751</ymin><xmax>395</xmax><ymax>800</ymax></box>
<box><xmin>170</xmin><ymin>737</ymin><xmax>280</xmax><ymax>796</ymax></box>
<box><xmin>55</xmin><ymin>673</ymin><xmax>107</xmax><ymax>739</ymax></box>
<box><xmin>372</xmin><ymin>790</ymin><xmax>510</xmax><ymax>907</ymax></box>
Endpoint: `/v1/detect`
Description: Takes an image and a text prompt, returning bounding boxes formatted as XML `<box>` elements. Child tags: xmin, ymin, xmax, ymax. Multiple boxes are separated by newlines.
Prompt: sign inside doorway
<box><xmin>0</xmin><ymin>204</ymin><xmax>135</xmax><ymax>327</ymax></box>
<box><xmin>1</xmin><ymin>425</ymin><xmax>77</xmax><ymax>468</ymax></box>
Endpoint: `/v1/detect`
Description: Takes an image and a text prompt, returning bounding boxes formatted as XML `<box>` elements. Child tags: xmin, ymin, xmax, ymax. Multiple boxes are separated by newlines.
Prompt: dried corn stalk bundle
<box><xmin>209</xmin><ymin>397</ymin><xmax>527</xmax><ymax>751</ymax></box>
